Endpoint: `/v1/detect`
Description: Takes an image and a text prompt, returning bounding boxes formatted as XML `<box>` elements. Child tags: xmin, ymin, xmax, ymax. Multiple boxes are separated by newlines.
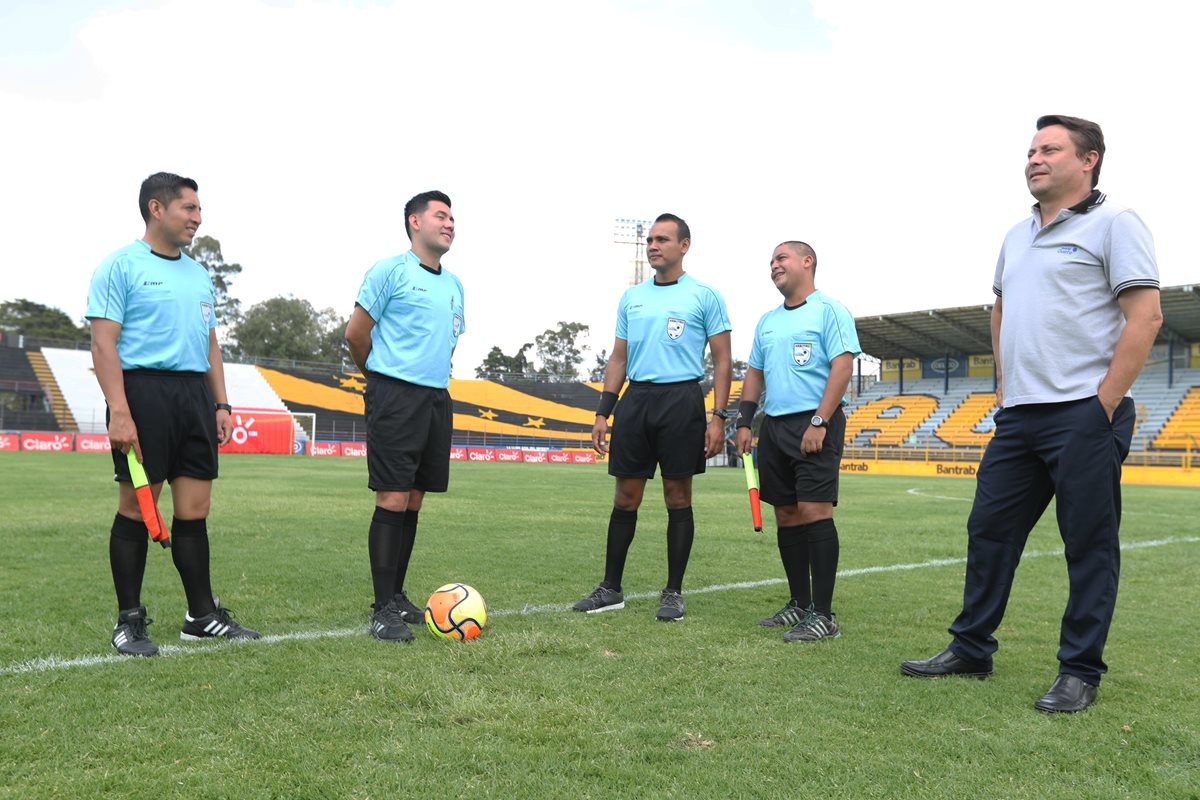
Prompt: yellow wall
<box><xmin>839</xmin><ymin>459</ymin><xmax>1200</xmax><ymax>487</ymax></box>
<box><xmin>968</xmin><ymin>354</ymin><xmax>995</xmax><ymax>378</ymax></box>
<box><xmin>1191</xmin><ymin>342</ymin><xmax>1200</xmax><ymax>368</ymax></box>
<box><xmin>880</xmin><ymin>358</ymin><xmax>920</xmax><ymax>381</ymax></box>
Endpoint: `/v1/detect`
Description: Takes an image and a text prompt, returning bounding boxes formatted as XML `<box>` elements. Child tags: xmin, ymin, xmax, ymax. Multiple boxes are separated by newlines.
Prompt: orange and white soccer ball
<box><xmin>424</xmin><ymin>583</ymin><xmax>487</xmax><ymax>641</ymax></box>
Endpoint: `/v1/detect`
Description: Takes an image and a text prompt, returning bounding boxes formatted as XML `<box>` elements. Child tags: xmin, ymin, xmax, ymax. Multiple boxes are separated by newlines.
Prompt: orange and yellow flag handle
<box><xmin>742</xmin><ymin>451</ymin><xmax>763</xmax><ymax>533</ymax></box>
<box><xmin>127</xmin><ymin>451</ymin><xmax>170</xmax><ymax>548</ymax></box>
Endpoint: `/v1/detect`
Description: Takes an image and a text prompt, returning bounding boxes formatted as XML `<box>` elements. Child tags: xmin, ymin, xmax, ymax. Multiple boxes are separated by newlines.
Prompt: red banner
<box><xmin>21</xmin><ymin>432</ymin><xmax>74</xmax><ymax>452</ymax></box>
<box><xmin>549</xmin><ymin>451</ymin><xmax>571</xmax><ymax>463</ymax></box>
<box><xmin>0</xmin><ymin>434</ymin><xmax>18</xmax><ymax>451</ymax></box>
<box><xmin>75</xmin><ymin>434</ymin><xmax>112</xmax><ymax>452</ymax></box>
<box><xmin>219</xmin><ymin>410</ymin><xmax>297</xmax><ymax>455</ymax></box>
<box><xmin>495</xmin><ymin>448</ymin><xmax>521</xmax><ymax>462</ymax></box>
<box><xmin>570</xmin><ymin>451</ymin><xmax>597</xmax><ymax>464</ymax></box>
<box><xmin>467</xmin><ymin>447</ymin><xmax>495</xmax><ymax>462</ymax></box>
<box><xmin>521</xmin><ymin>450</ymin><xmax>548</xmax><ymax>463</ymax></box>
<box><xmin>342</xmin><ymin>442</ymin><xmax>367</xmax><ymax>457</ymax></box>
<box><xmin>311</xmin><ymin>441</ymin><xmax>343</xmax><ymax>457</ymax></box>
<box><xmin>449</xmin><ymin>446</ymin><xmax>467</xmax><ymax>461</ymax></box>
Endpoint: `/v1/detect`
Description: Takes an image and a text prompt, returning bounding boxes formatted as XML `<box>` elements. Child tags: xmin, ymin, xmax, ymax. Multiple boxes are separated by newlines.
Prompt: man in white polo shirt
<box><xmin>901</xmin><ymin>115</ymin><xmax>1162</xmax><ymax>713</ymax></box>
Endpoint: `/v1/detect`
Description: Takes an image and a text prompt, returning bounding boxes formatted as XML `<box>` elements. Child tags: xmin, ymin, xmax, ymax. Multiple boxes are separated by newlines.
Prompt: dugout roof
<box><xmin>855</xmin><ymin>284</ymin><xmax>1200</xmax><ymax>360</ymax></box>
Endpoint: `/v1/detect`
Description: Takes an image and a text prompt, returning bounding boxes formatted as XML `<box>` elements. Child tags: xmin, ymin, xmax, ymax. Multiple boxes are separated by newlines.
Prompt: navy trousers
<box><xmin>948</xmin><ymin>395</ymin><xmax>1134</xmax><ymax>684</ymax></box>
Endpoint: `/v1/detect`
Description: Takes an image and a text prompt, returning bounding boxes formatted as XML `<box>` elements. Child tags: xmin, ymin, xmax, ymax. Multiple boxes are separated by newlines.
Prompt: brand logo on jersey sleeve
<box><xmin>201</xmin><ymin>302</ymin><xmax>213</xmax><ymax>326</ymax></box>
<box><xmin>793</xmin><ymin>342</ymin><xmax>812</xmax><ymax>366</ymax></box>
<box><xmin>667</xmin><ymin>318</ymin><xmax>686</xmax><ymax>340</ymax></box>
<box><xmin>452</xmin><ymin>314</ymin><xmax>463</xmax><ymax>337</ymax></box>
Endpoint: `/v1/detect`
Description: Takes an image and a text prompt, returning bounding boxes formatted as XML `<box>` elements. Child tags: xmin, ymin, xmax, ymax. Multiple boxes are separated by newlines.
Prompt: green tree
<box><xmin>534</xmin><ymin>321</ymin><xmax>589</xmax><ymax>382</ymax></box>
<box><xmin>231</xmin><ymin>297</ymin><xmax>347</xmax><ymax>364</ymax></box>
<box><xmin>587</xmin><ymin>349</ymin><xmax>609</xmax><ymax>382</ymax></box>
<box><xmin>0</xmin><ymin>299</ymin><xmax>88</xmax><ymax>343</ymax></box>
<box><xmin>704</xmin><ymin>351</ymin><xmax>748</xmax><ymax>381</ymax></box>
<box><xmin>475</xmin><ymin>343</ymin><xmax>533</xmax><ymax>381</ymax></box>
<box><xmin>184</xmin><ymin>235</ymin><xmax>242</xmax><ymax>325</ymax></box>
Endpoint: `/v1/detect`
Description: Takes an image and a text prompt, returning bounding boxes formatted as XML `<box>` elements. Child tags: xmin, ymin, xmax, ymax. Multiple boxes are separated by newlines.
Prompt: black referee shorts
<box><xmin>608</xmin><ymin>380</ymin><xmax>706</xmax><ymax>480</ymax></box>
<box><xmin>365</xmin><ymin>372</ymin><xmax>452</xmax><ymax>493</ymax></box>
<box><xmin>757</xmin><ymin>407</ymin><xmax>846</xmax><ymax>507</ymax></box>
<box><xmin>109</xmin><ymin>369</ymin><xmax>219</xmax><ymax>485</ymax></box>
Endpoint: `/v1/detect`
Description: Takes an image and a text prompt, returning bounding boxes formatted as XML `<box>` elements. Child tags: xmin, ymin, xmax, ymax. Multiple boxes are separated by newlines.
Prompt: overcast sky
<box><xmin>2</xmin><ymin>0</ymin><xmax>1196</xmax><ymax>376</ymax></box>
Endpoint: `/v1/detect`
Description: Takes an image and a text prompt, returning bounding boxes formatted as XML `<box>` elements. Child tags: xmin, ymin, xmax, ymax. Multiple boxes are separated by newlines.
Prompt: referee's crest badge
<box><xmin>667</xmin><ymin>317</ymin><xmax>686</xmax><ymax>340</ymax></box>
<box><xmin>452</xmin><ymin>314</ymin><xmax>463</xmax><ymax>337</ymax></box>
<box><xmin>793</xmin><ymin>342</ymin><xmax>813</xmax><ymax>366</ymax></box>
<box><xmin>200</xmin><ymin>302</ymin><xmax>213</xmax><ymax>326</ymax></box>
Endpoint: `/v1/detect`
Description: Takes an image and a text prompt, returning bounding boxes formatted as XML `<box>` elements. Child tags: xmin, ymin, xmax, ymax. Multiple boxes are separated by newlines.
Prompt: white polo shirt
<box><xmin>993</xmin><ymin>191</ymin><xmax>1159</xmax><ymax>407</ymax></box>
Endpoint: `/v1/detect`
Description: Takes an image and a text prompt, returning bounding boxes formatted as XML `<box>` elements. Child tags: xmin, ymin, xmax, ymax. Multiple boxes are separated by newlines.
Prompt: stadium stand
<box><xmin>1154</xmin><ymin>384</ymin><xmax>1200</xmax><ymax>450</ymax></box>
<box><xmin>0</xmin><ymin>347</ymin><xmax>60</xmax><ymax>432</ymax></box>
<box><xmin>24</xmin><ymin>350</ymin><xmax>76</xmax><ymax>431</ymax></box>
<box><xmin>40</xmin><ymin>348</ymin><xmax>104</xmax><ymax>432</ymax></box>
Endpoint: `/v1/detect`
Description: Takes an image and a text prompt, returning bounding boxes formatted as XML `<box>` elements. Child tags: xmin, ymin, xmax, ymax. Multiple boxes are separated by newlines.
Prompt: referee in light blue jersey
<box><xmin>87</xmin><ymin>172</ymin><xmax>259</xmax><ymax>657</ymax></box>
<box><xmin>735</xmin><ymin>241</ymin><xmax>860</xmax><ymax>643</ymax></box>
<box><xmin>345</xmin><ymin>190</ymin><xmax>466</xmax><ymax>643</ymax></box>
<box><xmin>573</xmin><ymin>213</ymin><xmax>732</xmax><ymax>622</ymax></box>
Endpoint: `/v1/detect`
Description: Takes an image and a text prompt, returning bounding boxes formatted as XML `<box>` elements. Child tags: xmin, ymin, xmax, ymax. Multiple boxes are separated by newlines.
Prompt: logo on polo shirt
<box><xmin>201</xmin><ymin>302</ymin><xmax>212</xmax><ymax>326</ymax></box>
<box><xmin>667</xmin><ymin>318</ymin><xmax>685</xmax><ymax>340</ymax></box>
<box><xmin>1057</xmin><ymin>246</ymin><xmax>1079</xmax><ymax>255</ymax></box>
<box><xmin>793</xmin><ymin>342</ymin><xmax>812</xmax><ymax>366</ymax></box>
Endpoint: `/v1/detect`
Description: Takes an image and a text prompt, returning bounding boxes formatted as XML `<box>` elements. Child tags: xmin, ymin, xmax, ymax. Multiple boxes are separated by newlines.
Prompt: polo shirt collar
<box><xmin>1031</xmin><ymin>188</ymin><xmax>1106</xmax><ymax>218</ymax></box>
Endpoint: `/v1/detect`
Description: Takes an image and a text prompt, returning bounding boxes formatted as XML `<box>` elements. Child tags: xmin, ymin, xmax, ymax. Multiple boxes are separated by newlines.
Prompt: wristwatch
<box><xmin>810</xmin><ymin>414</ymin><xmax>826</xmax><ymax>428</ymax></box>
<box><xmin>215</xmin><ymin>403</ymin><xmax>233</xmax><ymax>413</ymax></box>
<box><xmin>712</xmin><ymin>409</ymin><xmax>731</xmax><ymax>421</ymax></box>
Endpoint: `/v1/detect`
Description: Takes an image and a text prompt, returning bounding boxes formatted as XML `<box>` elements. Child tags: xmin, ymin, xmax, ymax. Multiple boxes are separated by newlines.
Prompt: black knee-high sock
<box><xmin>369</xmin><ymin>507</ymin><xmax>406</xmax><ymax>608</ymax></box>
<box><xmin>394</xmin><ymin>509</ymin><xmax>419</xmax><ymax>594</ymax></box>
<box><xmin>110</xmin><ymin>513</ymin><xmax>149</xmax><ymax>611</ymax></box>
<box><xmin>602</xmin><ymin>508</ymin><xmax>638</xmax><ymax>592</ymax></box>
<box><xmin>665</xmin><ymin>506</ymin><xmax>695</xmax><ymax>592</ymax></box>
<box><xmin>171</xmin><ymin>517</ymin><xmax>216</xmax><ymax>617</ymax></box>
<box><xmin>776</xmin><ymin>524</ymin><xmax>811</xmax><ymax>608</ymax></box>
<box><xmin>807</xmin><ymin>518</ymin><xmax>839</xmax><ymax>617</ymax></box>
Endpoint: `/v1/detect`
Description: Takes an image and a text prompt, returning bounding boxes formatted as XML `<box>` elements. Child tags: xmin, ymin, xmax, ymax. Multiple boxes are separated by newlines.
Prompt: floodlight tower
<box><xmin>614</xmin><ymin>218</ymin><xmax>653</xmax><ymax>286</ymax></box>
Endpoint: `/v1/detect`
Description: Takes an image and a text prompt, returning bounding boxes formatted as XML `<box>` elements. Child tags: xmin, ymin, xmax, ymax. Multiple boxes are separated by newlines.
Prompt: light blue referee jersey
<box><xmin>616</xmin><ymin>273</ymin><xmax>731</xmax><ymax>382</ymax></box>
<box><xmin>749</xmin><ymin>290</ymin><xmax>860</xmax><ymax>416</ymax></box>
<box><xmin>86</xmin><ymin>239</ymin><xmax>216</xmax><ymax>372</ymax></box>
<box><xmin>356</xmin><ymin>250</ymin><xmax>465</xmax><ymax>389</ymax></box>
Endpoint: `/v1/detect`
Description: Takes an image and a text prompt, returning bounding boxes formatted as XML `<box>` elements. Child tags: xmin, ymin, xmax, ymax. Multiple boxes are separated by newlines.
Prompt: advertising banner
<box><xmin>74</xmin><ymin>434</ymin><xmax>112</xmax><ymax>452</ymax></box>
<box><xmin>219</xmin><ymin>410</ymin><xmax>296</xmax><ymax>455</ymax></box>
<box><xmin>21</xmin><ymin>432</ymin><xmax>73</xmax><ymax>452</ymax></box>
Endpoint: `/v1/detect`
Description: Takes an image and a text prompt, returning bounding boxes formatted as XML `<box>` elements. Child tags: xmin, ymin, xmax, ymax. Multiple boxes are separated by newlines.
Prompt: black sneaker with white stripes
<box><xmin>180</xmin><ymin>600</ymin><xmax>260</xmax><ymax>641</ymax></box>
<box><xmin>393</xmin><ymin>590</ymin><xmax>424</xmax><ymax>625</ymax></box>
<box><xmin>112</xmin><ymin>606</ymin><xmax>159</xmax><ymax>657</ymax></box>
<box><xmin>572</xmin><ymin>583</ymin><xmax>625</xmax><ymax>614</ymax></box>
<box><xmin>370</xmin><ymin>600</ymin><xmax>415</xmax><ymax>642</ymax></box>
<box><xmin>758</xmin><ymin>599</ymin><xmax>809</xmax><ymax>628</ymax></box>
<box><xmin>783</xmin><ymin>609</ymin><xmax>840</xmax><ymax>642</ymax></box>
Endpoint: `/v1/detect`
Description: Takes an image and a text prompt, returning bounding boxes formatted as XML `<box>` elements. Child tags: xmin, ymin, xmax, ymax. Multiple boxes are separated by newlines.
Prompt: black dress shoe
<box><xmin>900</xmin><ymin>647</ymin><xmax>993</xmax><ymax>679</ymax></box>
<box><xmin>1034</xmin><ymin>674</ymin><xmax>1097</xmax><ymax>713</ymax></box>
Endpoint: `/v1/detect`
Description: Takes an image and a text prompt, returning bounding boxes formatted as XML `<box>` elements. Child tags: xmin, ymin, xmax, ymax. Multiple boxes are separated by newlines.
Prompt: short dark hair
<box><xmin>404</xmin><ymin>190</ymin><xmax>452</xmax><ymax>241</ymax></box>
<box><xmin>654</xmin><ymin>213</ymin><xmax>690</xmax><ymax>243</ymax></box>
<box><xmin>1037</xmin><ymin>115</ymin><xmax>1105</xmax><ymax>188</ymax></box>
<box><xmin>139</xmin><ymin>172</ymin><xmax>199</xmax><ymax>223</ymax></box>
<box><xmin>781</xmin><ymin>240</ymin><xmax>817</xmax><ymax>272</ymax></box>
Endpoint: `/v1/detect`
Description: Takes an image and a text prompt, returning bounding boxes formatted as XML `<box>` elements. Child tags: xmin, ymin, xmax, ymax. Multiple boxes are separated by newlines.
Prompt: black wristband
<box><xmin>736</xmin><ymin>400</ymin><xmax>758</xmax><ymax>429</ymax></box>
<box><xmin>596</xmin><ymin>391</ymin><xmax>619</xmax><ymax>419</ymax></box>
<box><xmin>215</xmin><ymin>403</ymin><xmax>233</xmax><ymax>413</ymax></box>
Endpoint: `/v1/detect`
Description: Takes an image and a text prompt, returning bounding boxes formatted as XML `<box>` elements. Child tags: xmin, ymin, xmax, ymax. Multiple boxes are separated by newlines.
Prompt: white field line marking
<box><xmin>906</xmin><ymin>488</ymin><xmax>972</xmax><ymax>502</ymax></box>
<box><xmin>4</xmin><ymin>536</ymin><xmax>1197</xmax><ymax>676</ymax></box>
<box><xmin>905</xmin><ymin>487</ymin><xmax>1200</xmax><ymax>521</ymax></box>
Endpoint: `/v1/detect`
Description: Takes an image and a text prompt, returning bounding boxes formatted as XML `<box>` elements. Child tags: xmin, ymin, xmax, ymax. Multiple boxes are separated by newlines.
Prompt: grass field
<box><xmin>1</xmin><ymin>452</ymin><xmax>1197</xmax><ymax>800</ymax></box>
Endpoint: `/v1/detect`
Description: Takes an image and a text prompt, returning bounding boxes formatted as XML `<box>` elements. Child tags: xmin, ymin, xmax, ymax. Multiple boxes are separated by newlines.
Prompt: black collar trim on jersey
<box><xmin>783</xmin><ymin>299</ymin><xmax>808</xmax><ymax>311</ymax></box>
<box><xmin>652</xmin><ymin>278</ymin><xmax>679</xmax><ymax>287</ymax></box>
<box><xmin>150</xmin><ymin>249</ymin><xmax>182</xmax><ymax>261</ymax></box>
<box><xmin>1034</xmin><ymin>189</ymin><xmax>1106</xmax><ymax>216</ymax></box>
<box><xmin>419</xmin><ymin>263</ymin><xmax>442</xmax><ymax>275</ymax></box>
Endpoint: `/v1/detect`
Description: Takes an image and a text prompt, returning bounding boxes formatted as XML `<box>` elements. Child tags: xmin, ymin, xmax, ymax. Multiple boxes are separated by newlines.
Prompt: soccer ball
<box><xmin>424</xmin><ymin>583</ymin><xmax>487</xmax><ymax>641</ymax></box>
